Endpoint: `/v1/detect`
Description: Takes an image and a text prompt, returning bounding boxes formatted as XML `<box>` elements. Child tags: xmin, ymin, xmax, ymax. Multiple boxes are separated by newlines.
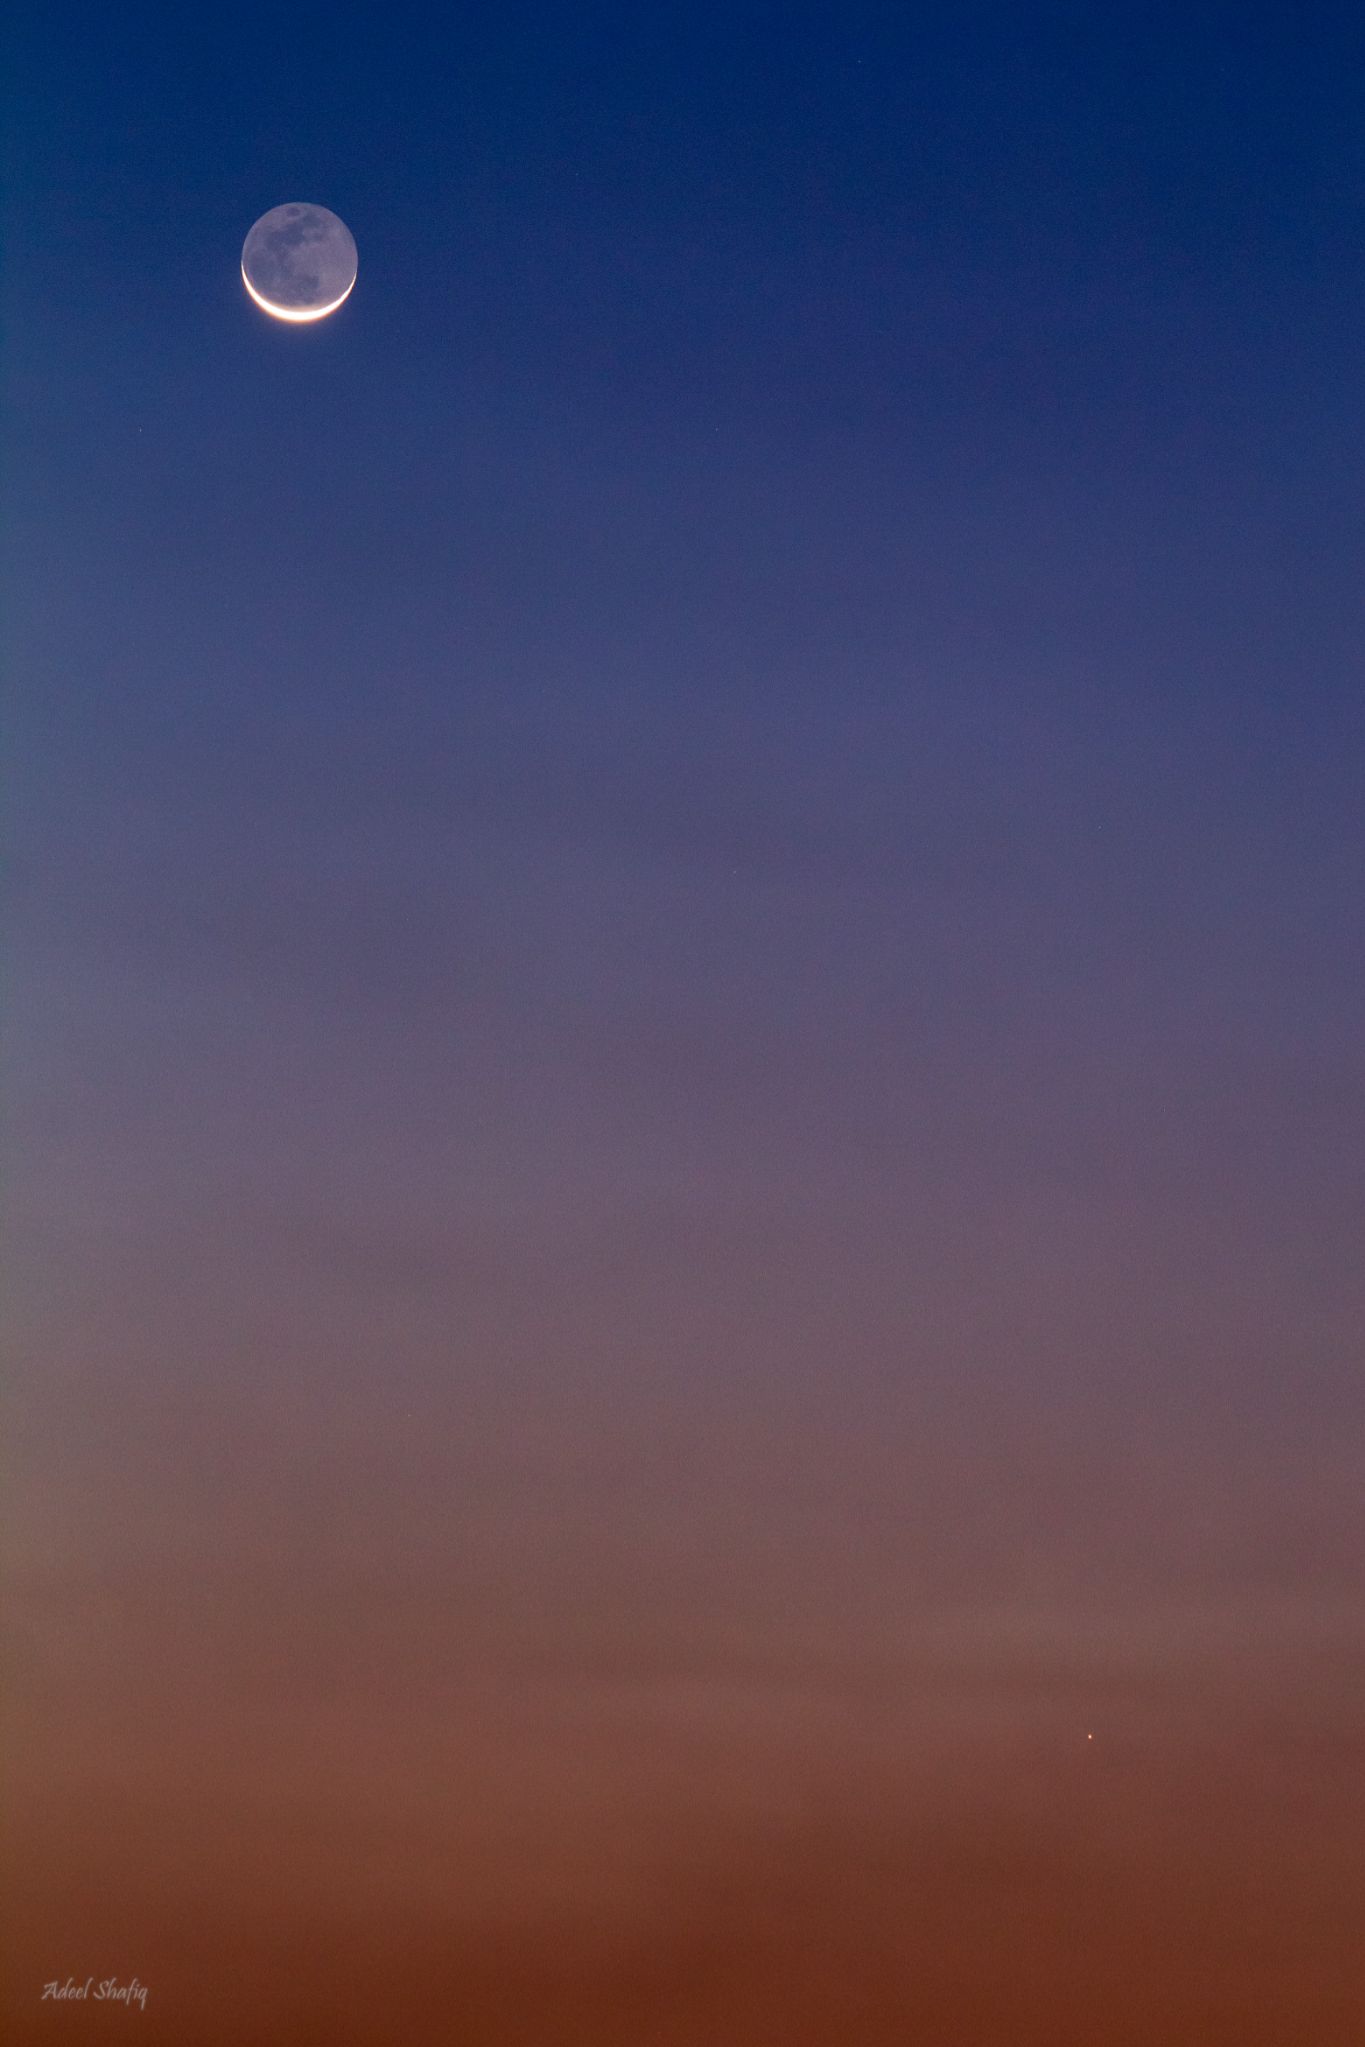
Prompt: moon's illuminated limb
<box><xmin>240</xmin><ymin>263</ymin><xmax>356</xmax><ymax>322</ymax></box>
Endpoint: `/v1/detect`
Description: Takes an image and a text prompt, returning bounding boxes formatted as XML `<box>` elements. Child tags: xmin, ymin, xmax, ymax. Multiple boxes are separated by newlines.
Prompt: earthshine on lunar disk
<box><xmin>241</xmin><ymin>204</ymin><xmax>357</xmax><ymax>323</ymax></box>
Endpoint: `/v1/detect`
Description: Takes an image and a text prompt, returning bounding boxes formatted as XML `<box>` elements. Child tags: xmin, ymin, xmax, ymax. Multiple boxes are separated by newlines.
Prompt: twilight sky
<box><xmin>5</xmin><ymin>4</ymin><xmax>1364</xmax><ymax>2041</ymax></box>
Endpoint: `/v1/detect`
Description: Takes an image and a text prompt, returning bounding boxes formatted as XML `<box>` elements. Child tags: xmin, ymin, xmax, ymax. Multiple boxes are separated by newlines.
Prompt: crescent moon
<box><xmin>240</xmin><ymin>265</ymin><xmax>356</xmax><ymax>323</ymax></box>
<box><xmin>240</xmin><ymin>204</ymin><xmax>358</xmax><ymax>325</ymax></box>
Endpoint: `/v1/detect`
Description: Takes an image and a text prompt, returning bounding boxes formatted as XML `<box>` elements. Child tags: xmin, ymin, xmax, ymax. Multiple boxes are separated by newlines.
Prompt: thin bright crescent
<box><xmin>240</xmin><ymin>264</ymin><xmax>356</xmax><ymax>323</ymax></box>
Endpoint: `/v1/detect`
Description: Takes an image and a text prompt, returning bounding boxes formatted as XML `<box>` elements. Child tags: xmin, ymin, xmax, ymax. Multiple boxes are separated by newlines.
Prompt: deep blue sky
<box><xmin>6</xmin><ymin>6</ymin><xmax>1365</xmax><ymax>2042</ymax></box>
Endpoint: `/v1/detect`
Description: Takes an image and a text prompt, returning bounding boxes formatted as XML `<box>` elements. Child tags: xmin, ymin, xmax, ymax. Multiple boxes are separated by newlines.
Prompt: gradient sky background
<box><xmin>5</xmin><ymin>3</ymin><xmax>1364</xmax><ymax>2041</ymax></box>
